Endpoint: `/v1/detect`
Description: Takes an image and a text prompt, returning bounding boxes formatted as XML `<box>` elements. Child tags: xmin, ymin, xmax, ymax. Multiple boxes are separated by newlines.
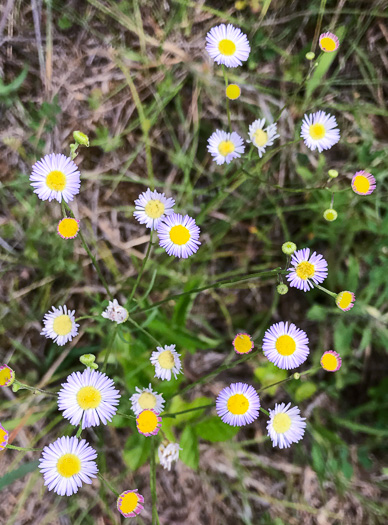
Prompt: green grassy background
<box><xmin>1</xmin><ymin>0</ymin><xmax>388</xmax><ymax>523</ymax></box>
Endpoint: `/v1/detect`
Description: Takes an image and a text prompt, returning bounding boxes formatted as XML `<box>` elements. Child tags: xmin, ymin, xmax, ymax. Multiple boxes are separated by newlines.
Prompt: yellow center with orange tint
<box><xmin>320</xmin><ymin>36</ymin><xmax>337</xmax><ymax>52</ymax></box>
<box><xmin>253</xmin><ymin>129</ymin><xmax>268</xmax><ymax>148</ymax></box>
<box><xmin>272</xmin><ymin>413</ymin><xmax>292</xmax><ymax>433</ymax></box>
<box><xmin>158</xmin><ymin>350</ymin><xmax>175</xmax><ymax>369</ymax></box>
<box><xmin>137</xmin><ymin>410</ymin><xmax>159</xmax><ymax>434</ymax></box>
<box><xmin>0</xmin><ymin>367</ymin><xmax>12</xmax><ymax>387</ymax></box>
<box><xmin>226</xmin><ymin>84</ymin><xmax>241</xmax><ymax>100</ymax></box>
<box><xmin>145</xmin><ymin>199</ymin><xmax>165</xmax><ymax>219</ymax></box>
<box><xmin>296</xmin><ymin>261</ymin><xmax>315</xmax><ymax>280</ymax></box>
<box><xmin>227</xmin><ymin>393</ymin><xmax>249</xmax><ymax>415</ymax></box>
<box><xmin>46</xmin><ymin>170</ymin><xmax>66</xmax><ymax>191</ymax></box>
<box><xmin>119</xmin><ymin>492</ymin><xmax>139</xmax><ymax>514</ymax></box>
<box><xmin>321</xmin><ymin>353</ymin><xmax>339</xmax><ymax>371</ymax></box>
<box><xmin>233</xmin><ymin>334</ymin><xmax>253</xmax><ymax>354</ymax></box>
<box><xmin>53</xmin><ymin>314</ymin><xmax>73</xmax><ymax>336</ymax></box>
<box><xmin>169</xmin><ymin>225</ymin><xmax>190</xmax><ymax>245</ymax></box>
<box><xmin>353</xmin><ymin>175</ymin><xmax>370</xmax><ymax>194</ymax></box>
<box><xmin>218</xmin><ymin>140</ymin><xmax>235</xmax><ymax>157</ymax></box>
<box><xmin>56</xmin><ymin>453</ymin><xmax>81</xmax><ymax>478</ymax></box>
<box><xmin>218</xmin><ymin>39</ymin><xmax>236</xmax><ymax>56</ymax></box>
<box><xmin>0</xmin><ymin>427</ymin><xmax>8</xmax><ymax>448</ymax></box>
<box><xmin>58</xmin><ymin>218</ymin><xmax>79</xmax><ymax>239</ymax></box>
<box><xmin>337</xmin><ymin>291</ymin><xmax>353</xmax><ymax>310</ymax></box>
<box><xmin>138</xmin><ymin>392</ymin><xmax>157</xmax><ymax>410</ymax></box>
<box><xmin>77</xmin><ymin>386</ymin><xmax>102</xmax><ymax>410</ymax></box>
<box><xmin>309</xmin><ymin>123</ymin><xmax>326</xmax><ymax>140</ymax></box>
<box><xmin>275</xmin><ymin>335</ymin><xmax>296</xmax><ymax>356</ymax></box>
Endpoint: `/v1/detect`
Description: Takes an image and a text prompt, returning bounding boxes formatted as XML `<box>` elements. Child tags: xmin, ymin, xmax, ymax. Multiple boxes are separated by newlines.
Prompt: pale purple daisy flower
<box><xmin>58</xmin><ymin>368</ymin><xmax>121</xmax><ymax>429</ymax></box>
<box><xmin>287</xmin><ymin>247</ymin><xmax>328</xmax><ymax>292</ymax></box>
<box><xmin>0</xmin><ymin>423</ymin><xmax>9</xmax><ymax>450</ymax></box>
<box><xmin>207</xmin><ymin>130</ymin><xmax>245</xmax><ymax>165</ymax></box>
<box><xmin>351</xmin><ymin>171</ymin><xmax>376</xmax><ymax>195</ymax></box>
<box><xmin>30</xmin><ymin>153</ymin><xmax>81</xmax><ymax>203</ymax></box>
<box><xmin>206</xmin><ymin>24</ymin><xmax>250</xmax><ymax>68</ymax></box>
<box><xmin>40</xmin><ymin>305</ymin><xmax>79</xmax><ymax>346</ymax></box>
<box><xmin>262</xmin><ymin>322</ymin><xmax>309</xmax><ymax>370</ymax></box>
<box><xmin>267</xmin><ymin>402</ymin><xmax>306</xmax><ymax>449</ymax></box>
<box><xmin>133</xmin><ymin>188</ymin><xmax>175</xmax><ymax>230</ymax></box>
<box><xmin>130</xmin><ymin>383</ymin><xmax>165</xmax><ymax>416</ymax></box>
<box><xmin>39</xmin><ymin>436</ymin><xmax>98</xmax><ymax>496</ymax></box>
<box><xmin>300</xmin><ymin>111</ymin><xmax>340</xmax><ymax>152</ymax></box>
<box><xmin>157</xmin><ymin>213</ymin><xmax>200</xmax><ymax>259</ymax></box>
<box><xmin>150</xmin><ymin>344</ymin><xmax>182</xmax><ymax>381</ymax></box>
<box><xmin>216</xmin><ymin>382</ymin><xmax>260</xmax><ymax>427</ymax></box>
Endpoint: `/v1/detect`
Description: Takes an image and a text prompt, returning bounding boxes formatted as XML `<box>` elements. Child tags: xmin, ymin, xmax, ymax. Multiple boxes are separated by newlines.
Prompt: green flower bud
<box><xmin>277</xmin><ymin>284</ymin><xmax>288</xmax><ymax>295</ymax></box>
<box><xmin>282</xmin><ymin>241</ymin><xmax>297</xmax><ymax>255</ymax></box>
<box><xmin>323</xmin><ymin>208</ymin><xmax>338</xmax><ymax>222</ymax></box>
<box><xmin>328</xmin><ymin>169</ymin><xmax>338</xmax><ymax>178</ymax></box>
<box><xmin>305</xmin><ymin>51</ymin><xmax>315</xmax><ymax>60</ymax></box>
<box><xmin>80</xmin><ymin>354</ymin><xmax>98</xmax><ymax>369</ymax></box>
<box><xmin>73</xmin><ymin>131</ymin><xmax>89</xmax><ymax>147</ymax></box>
<box><xmin>294</xmin><ymin>373</ymin><xmax>301</xmax><ymax>380</ymax></box>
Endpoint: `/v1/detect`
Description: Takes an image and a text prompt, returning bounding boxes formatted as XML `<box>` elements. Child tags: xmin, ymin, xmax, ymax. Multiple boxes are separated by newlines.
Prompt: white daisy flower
<box><xmin>216</xmin><ymin>382</ymin><xmax>260</xmax><ymax>427</ymax></box>
<box><xmin>130</xmin><ymin>384</ymin><xmax>165</xmax><ymax>416</ymax></box>
<box><xmin>30</xmin><ymin>153</ymin><xmax>81</xmax><ymax>203</ymax></box>
<box><xmin>267</xmin><ymin>402</ymin><xmax>306</xmax><ymax>449</ymax></box>
<box><xmin>150</xmin><ymin>344</ymin><xmax>182</xmax><ymax>381</ymax></box>
<box><xmin>206</xmin><ymin>24</ymin><xmax>250</xmax><ymax>68</ymax></box>
<box><xmin>40</xmin><ymin>305</ymin><xmax>79</xmax><ymax>346</ymax></box>
<box><xmin>300</xmin><ymin>111</ymin><xmax>340</xmax><ymax>152</ymax></box>
<box><xmin>262</xmin><ymin>322</ymin><xmax>310</xmax><ymax>370</ymax></box>
<box><xmin>133</xmin><ymin>188</ymin><xmax>175</xmax><ymax>230</ymax></box>
<box><xmin>207</xmin><ymin>130</ymin><xmax>245</xmax><ymax>165</ymax></box>
<box><xmin>157</xmin><ymin>213</ymin><xmax>200</xmax><ymax>259</ymax></box>
<box><xmin>158</xmin><ymin>442</ymin><xmax>182</xmax><ymax>471</ymax></box>
<box><xmin>101</xmin><ymin>299</ymin><xmax>128</xmax><ymax>324</ymax></box>
<box><xmin>248</xmin><ymin>118</ymin><xmax>279</xmax><ymax>158</ymax></box>
<box><xmin>39</xmin><ymin>436</ymin><xmax>98</xmax><ymax>496</ymax></box>
<box><xmin>286</xmin><ymin>248</ymin><xmax>328</xmax><ymax>292</ymax></box>
<box><xmin>58</xmin><ymin>368</ymin><xmax>121</xmax><ymax>429</ymax></box>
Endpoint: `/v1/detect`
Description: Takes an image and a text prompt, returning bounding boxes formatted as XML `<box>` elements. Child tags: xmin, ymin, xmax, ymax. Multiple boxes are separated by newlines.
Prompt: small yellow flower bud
<box><xmin>73</xmin><ymin>131</ymin><xmax>90</xmax><ymax>147</ymax></box>
<box><xmin>328</xmin><ymin>169</ymin><xmax>339</xmax><ymax>178</ymax></box>
<box><xmin>277</xmin><ymin>284</ymin><xmax>288</xmax><ymax>295</ymax></box>
<box><xmin>305</xmin><ymin>52</ymin><xmax>315</xmax><ymax>60</ymax></box>
<box><xmin>282</xmin><ymin>241</ymin><xmax>297</xmax><ymax>255</ymax></box>
<box><xmin>323</xmin><ymin>208</ymin><xmax>338</xmax><ymax>222</ymax></box>
<box><xmin>226</xmin><ymin>84</ymin><xmax>241</xmax><ymax>100</ymax></box>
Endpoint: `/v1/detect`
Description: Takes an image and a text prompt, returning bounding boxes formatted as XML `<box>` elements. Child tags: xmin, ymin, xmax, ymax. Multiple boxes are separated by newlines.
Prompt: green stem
<box><xmin>102</xmin><ymin>326</ymin><xmax>118</xmax><ymax>373</ymax></box>
<box><xmin>314</xmin><ymin>283</ymin><xmax>337</xmax><ymax>298</ymax></box>
<box><xmin>126</xmin><ymin>316</ymin><xmax>162</xmax><ymax>347</ymax></box>
<box><xmin>257</xmin><ymin>368</ymin><xmax>316</xmax><ymax>394</ymax></box>
<box><xmin>13</xmin><ymin>380</ymin><xmax>57</xmax><ymax>397</ymax></box>
<box><xmin>116</xmin><ymin>410</ymin><xmax>136</xmax><ymax>420</ymax></box>
<box><xmin>6</xmin><ymin>444</ymin><xmax>43</xmax><ymax>452</ymax></box>
<box><xmin>75</xmin><ymin>315</ymin><xmax>99</xmax><ymax>322</ymax></box>
<box><xmin>98</xmin><ymin>473</ymin><xmax>120</xmax><ymax>497</ymax></box>
<box><xmin>127</xmin><ymin>231</ymin><xmax>153</xmax><ymax>305</ymax></box>
<box><xmin>260</xmin><ymin>407</ymin><xmax>269</xmax><ymax>416</ymax></box>
<box><xmin>312</xmin><ymin>0</ymin><xmax>327</xmax><ymax>52</ymax></box>
<box><xmin>76</xmin><ymin>423</ymin><xmax>83</xmax><ymax>438</ymax></box>
<box><xmin>222</xmin><ymin>65</ymin><xmax>232</xmax><ymax>132</ymax></box>
<box><xmin>162</xmin><ymin>403</ymin><xmax>215</xmax><ymax>419</ymax></box>
<box><xmin>150</xmin><ymin>437</ymin><xmax>160</xmax><ymax>525</ymax></box>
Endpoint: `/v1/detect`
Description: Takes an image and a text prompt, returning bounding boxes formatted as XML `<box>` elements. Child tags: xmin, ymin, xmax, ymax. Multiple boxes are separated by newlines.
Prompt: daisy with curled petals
<box><xmin>41</xmin><ymin>305</ymin><xmax>79</xmax><ymax>346</ymax></box>
<box><xmin>267</xmin><ymin>402</ymin><xmax>306</xmax><ymax>449</ymax></box>
<box><xmin>158</xmin><ymin>442</ymin><xmax>182</xmax><ymax>471</ymax></box>
<box><xmin>262</xmin><ymin>322</ymin><xmax>310</xmax><ymax>370</ymax></box>
<box><xmin>0</xmin><ymin>365</ymin><xmax>15</xmax><ymax>387</ymax></box>
<box><xmin>133</xmin><ymin>188</ymin><xmax>175</xmax><ymax>230</ymax></box>
<box><xmin>287</xmin><ymin>248</ymin><xmax>328</xmax><ymax>292</ymax></box>
<box><xmin>248</xmin><ymin>119</ymin><xmax>279</xmax><ymax>158</ymax></box>
<box><xmin>117</xmin><ymin>490</ymin><xmax>144</xmax><ymax>518</ymax></box>
<box><xmin>216</xmin><ymin>382</ymin><xmax>260</xmax><ymax>427</ymax></box>
<box><xmin>206</xmin><ymin>24</ymin><xmax>250</xmax><ymax>68</ymax></box>
<box><xmin>319</xmin><ymin>32</ymin><xmax>339</xmax><ymax>52</ymax></box>
<box><xmin>320</xmin><ymin>350</ymin><xmax>342</xmax><ymax>372</ymax></box>
<box><xmin>0</xmin><ymin>423</ymin><xmax>9</xmax><ymax>450</ymax></box>
<box><xmin>300</xmin><ymin>111</ymin><xmax>340</xmax><ymax>152</ymax></box>
<box><xmin>57</xmin><ymin>218</ymin><xmax>80</xmax><ymax>239</ymax></box>
<box><xmin>336</xmin><ymin>291</ymin><xmax>355</xmax><ymax>311</ymax></box>
<box><xmin>136</xmin><ymin>409</ymin><xmax>162</xmax><ymax>436</ymax></box>
<box><xmin>101</xmin><ymin>298</ymin><xmax>128</xmax><ymax>324</ymax></box>
<box><xmin>130</xmin><ymin>384</ymin><xmax>165</xmax><ymax>416</ymax></box>
<box><xmin>232</xmin><ymin>333</ymin><xmax>254</xmax><ymax>355</ymax></box>
<box><xmin>207</xmin><ymin>130</ymin><xmax>245</xmax><ymax>165</ymax></box>
<box><xmin>58</xmin><ymin>368</ymin><xmax>121</xmax><ymax>429</ymax></box>
<box><xmin>30</xmin><ymin>153</ymin><xmax>81</xmax><ymax>203</ymax></box>
<box><xmin>150</xmin><ymin>344</ymin><xmax>182</xmax><ymax>381</ymax></box>
<box><xmin>39</xmin><ymin>436</ymin><xmax>98</xmax><ymax>496</ymax></box>
<box><xmin>157</xmin><ymin>213</ymin><xmax>200</xmax><ymax>259</ymax></box>
<box><xmin>351</xmin><ymin>171</ymin><xmax>376</xmax><ymax>196</ymax></box>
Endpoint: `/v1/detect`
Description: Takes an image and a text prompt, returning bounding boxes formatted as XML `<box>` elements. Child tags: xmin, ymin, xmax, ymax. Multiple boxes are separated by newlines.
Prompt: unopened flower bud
<box><xmin>80</xmin><ymin>354</ymin><xmax>98</xmax><ymax>369</ymax></box>
<box><xmin>73</xmin><ymin>131</ymin><xmax>89</xmax><ymax>147</ymax></box>
<box><xmin>323</xmin><ymin>208</ymin><xmax>338</xmax><ymax>222</ymax></box>
<box><xmin>277</xmin><ymin>284</ymin><xmax>288</xmax><ymax>295</ymax></box>
<box><xmin>305</xmin><ymin>51</ymin><xmax>315</xmax><ymax>60</ymax></box>
<box><xmin>328</xmin><ymin>169</ymin><xmax>338</xmax><ymax>178</ymax></box>
<box><xmin>282</xmin><ymin>241</ymin><xmax>297</xmax><ymax>255</ymax></box>
<box><xmin>294</xmin><ymin>373</ymin><xmax>300</xmax><ymax>380</ymax></box>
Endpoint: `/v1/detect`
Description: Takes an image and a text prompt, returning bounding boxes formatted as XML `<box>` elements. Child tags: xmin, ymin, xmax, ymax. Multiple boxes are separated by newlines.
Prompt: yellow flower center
<box><xmin>169</xmin><ymin>225</ymin><xmax>190</xmax><ymax>246</ymax></box>
<box><xmin>295</xmin><ymin>261</ymin><xmax>315</xmax><ymax>280</ymax></box>
<box><xmin>275</xmin><ymin>335</ymin><xmax>296</xmax><ymax>356</ymax></box>
<box><xmin>158</xmin><ymin>350</ymin><xmax>175</xmax><ymax>370</ymax></box>
<box><xmin>138</xmin><ymin>392</ymin><xmax>157</xmax><ymax>410</ymax></box>
<box><xmin>137</xmin><ymin>410</ymin><xmax>159</xmax><ymax>434</ymax></box>
<box><xmin>309</xmin><ymin>123</ymin><xmax>326</xmax><ymax>140</ymax></box>
<box><xmin>218</xmin><ymin>140</ymin><xmax>235</xmax><ymax>157</ymax></box>
<box><xmin>0</xmin><ymin>427</ymin><xmax>8</xmax><ymax>448</ymax></box>
<box><xmin>77</xmin><ymin>386</ymin><xmax>102</xmax><ymax>410</ymax></box>
<box><xmin>56</xmin><ymin>453</ymin><xmax>81</xmax><ymax>478</ymax></box>
<box><xmin>52</xmin><ymin>314</ymin><xmax>73</xmax><ymax>336</ymax></box>
<box><xmin>321</xmin><ymin>353</ymin><xmax>339</xmax><ymax>371</ymax></box>
<box><xmin>58</xmin><ymin>218</ymin><xmax>79</xmax><ymax>239</ymax></box>
<box><xmin>119</xmin><ymin>492</ymin><xmax>139</xmax><ymax>514</ymax></box>
<box><xmin>337</xmin><ymin>291</ymin><xmax>353</xmax><ymax>310</ymax></box>
<box><xmin>218</xmin><ymin>38</ymin><xmax>236</xmax><ymax>56</ymax></box>
<box><xmin>46</xmin><ymin>170</ymin><xmax>66</xmax><ymax>191</ymax></box>
<box><xmin>320</xmin><ymin>36</ymin><xmax>337</xmax><ymax>52</ymax></box>
<box><xmin>253</xmin><ymin>129</ymin><xmax>268</xmax><ymax>147</ymax></box>
<box><xmin>227</xmin><ymin>393</ymin><xmax>249</xmax><ymax>415</ymax></box>
<box><xmin>0</xmin><ymin>367</ymin><xmax>12</xmax><ymax>387</ymax></box>
<box><xmin>272</xmin><ymin>413</ymin><xmax>292</xmax><ymax>433</ymax></box>
<box><xmin>144</xmin><ymin>199</ymin><xmax>165</xmax><ymax>219</ymax></box>
<box><xmin>226</xmin><ymin>84</ymin><xmax>241</xmax><ymax>100</ymax></box>
<box><xmin>353</xmin><ymin>175</ymin><xmax>370</xmax><ymax>194</ymax></box>
<box><xmin>233</xmin><ymin>334</ymin><xmax>253</xmax><ymax>354</ymax></box>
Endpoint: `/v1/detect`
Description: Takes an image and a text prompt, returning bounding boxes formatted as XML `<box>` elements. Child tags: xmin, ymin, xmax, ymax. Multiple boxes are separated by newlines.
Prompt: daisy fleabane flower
<box><xmin>158</xmin><ymin>442</ymin><xmax>182</xmax><ymax>471</ymax></box>
<box><xmin>58</xmin><ymin>368</ymin><xmax>121</xmax><ymax>429</ymax></box>
<box><xmin>0</xmin><ymin>423</ymin><xmax>9</xmax><ymax>450</ymax></box>
<box><xmin>133</xmin><ymin>188</ymin><xmax>175</xmax><ymax>230</ymax></box>
<box><xmin>130</xmin><ymin>384</ymin><xmax>165</xmax><ymax>416</ymax></box>
<box><xmin>336</xmin><ymin>291</ymin><xmax>355</xmax><ymax>311</ymax></box>
<box><xmin>319</xmin><ymin>32</ymin><xmax>339</xmax><ymax>52</ymax></box>
<box><xmin>320</xmin><ymin>350</ymin><xmax>342</xmax><ymax>372</ymax></box>
<box><xmin>207</xmin><ymin>130</ymin><xmax>245</xmax><ymax>165</ymax></box>
<box><xmin>351</xmin><ymin>171</ymin><xmax>376</xmax><ymax>196</ymax></box>
<box><xmin>101</xmin><ymin>299</ymin><xmax>128</xmax><ymax>324</ymax></box>
<box><xmin>262</xmin><ymin>322</ymin><xmax>310</xmax><ymax>370</ymax></box>
<box><xmin>248</xmin><ymin>119</ymin><xmax>279</xmax><ymax>158</ymax></box>
<box><xmin>136</xmin><ymin>409</ymin><xmax>162</xmax><ymax>436</ymax></box>
<box><xmin>0</xmin><ymin>365</ymin><xmax>15</xmax><ymax>387</ymax></box>
<box><xmin>232</xmin><ymin>333</ymin><xmax>254</xmax><ymax>355</ymax></box>
<box><xmin>30</xmin><ymin>153</ymin><xmax>81</xmax><ymax>203</ymax></box>
<box><xmin>57</xmin><ymin>217</ymin><xmax>79</xmax><ymax>239</ymax></box>
<box><xmin>150</xmin><ymin>344</ymin><xmax>182</xmax><ymax>381</ymax></box>
<box><xmin>117</xmin><ymin>490</ymin><xmax>144</xmax><ymax>518</ymax></box>
<box><xmin>301</xmin><ymin>111</ymin><xmax>340</xmax><ymax>152</ymax></box>
<box><xmin>287</xmin><ymin>248</ymin><xmax>328</xmax><ymax>292</ymax></box>
<box><xmin>206</xmin><ymin>24</ymin><xmax>250</xmax><ymax>68</ymax></box>
<box><xmin>157</xmin><ymin>213</ymin><xmax>200</xmax><ymax>258</ymax></box>
<box><xmin>39</xmin><ymin>436</ymin><xmax>98</xmax><ymax>496</ymax></box>
<box><xmin>216</xmin><ymin>382</ymin><xmax>260</xmax><ymax>427</ymax></box>
<box><xmin>267</xmin><ymin>402</ymin><xmax>306</xmax><ymax>449</ymax></box>
<box><xmin>41</xmin><ymin>305</ymin><xmax>79</xmax><ymax>346</ymax></box>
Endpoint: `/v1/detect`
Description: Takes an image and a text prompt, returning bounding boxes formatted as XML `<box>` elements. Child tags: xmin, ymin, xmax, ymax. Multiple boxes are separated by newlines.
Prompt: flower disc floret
<box><xmin>287</xmin><ymin>248</ymin><xmax>328</xmax><ymax>292</ymax></box>
<box><xmin>206</xmin><ymin>24</ymin><xmax>250</xmax><ymax>68</ymax></box>
<box><xmin>301</xmin><ymin>111</ymin><xmax>340</xmax><ymax>152</ymax></box>
<box><xmin>0</xmin><ymin>365</ymin><xmax>15</xmax><ymax>387</ymax></box>
<box><xmin>117</xmin><ymin>490</ymin><xmax>144</xmax><ymax>518</ymax></box>
<box><xmin>267</xmin><ymin>402</ymin><xmax>306</xmax><ymax>448</ymax></box>
<box><xmin>136</xmin><ymin>409</ymin><xmax>162</xmax><ymax>436</ymax></box>
<box><xmin>0</xmin><ymin>423</ymin><xmax>9</xmax><ymax>450</ymax></box>
<box><xmin>319</xmin><ymin>32</ymin><xmax>339</xmax><ymax>52</ymax></box>
<box><xmin>41</xmin><ymin>305</ymin><xmax>79</xmax><ymax>346</ymax></box>
<box><xmin>248</xmin><ymin>118</ymin><xmax>279</xmax><ymax>158</ymax></box>
<box><xmin>351</xmin><ymin>171</ymin><xmax>376</xmax><ymax>196</ymax></box>
<box><xmin>336</xmin><ymin>291</ymin><xmax>355</xmax><ymax>311</ymax></box>
<box><xmin>232</xmin><ymin>333</ymin><xmax>254</xmax><ymax>354</ymax></box>
<box><xmin>130</xmin><ymin>384</ymin><xmax>165</xmax><ymax>416</ymax></box>
<box><xmin>320</xmin><ymin>350</ymin><xmax>342</xmax><ymax>372</ymax></box>
<box><xmin>57</xmin><ymin>218</ymin><xmax>80</xmax><ymax>239</ymax></box>
<box><xmin>262</xmin><ymin>322</ymin><xmax>310</xmax><ymax>370</ymax></box>
<box><xmin>216</xmin><ymin>382</ymin><xmax>260</xmax><ymax>427</ymax></box>
<box><xmin>207</xmin><ymin>130</ymin><xmax>245</xmax><ymax>165</ymax></box>
<box><xmin>133</xmin><ymin>188</ymin><xmax>175</xmax><ymax>230</ymax></box>
<box><xmin>150</xmin><ymin>344</ymin><xmax>182</xmax><ymax>381</ymax></box>
<box><xmin>157</xmin><ymin>213</ymin><xmax>200</xmax><ymax>259</ymax></box>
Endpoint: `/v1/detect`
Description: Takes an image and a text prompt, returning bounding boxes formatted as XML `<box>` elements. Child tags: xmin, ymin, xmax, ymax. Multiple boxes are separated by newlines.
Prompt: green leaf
<box><xmin>0</xmin><ymin>460</ymin><xmax>39</xmax><ymax>490</ymax></box>
<box><xmin>195</xmin><ymin>416</ymin><xmax>239</xmax><ymax>442</ymax></box>
<box><xmin>0</xmin><ymin>67</ymin><xmax>28</xmax><ymax>97</ymax></box>
<box><xmin>254</xmin><ymin>361</ymin><xmax>287</xmax><ymax>395</ymax></box>
<box><xmin>295</xmin><ymin>381</ymin><xmax>317</xmax><ymax>403</ymax></box>
<box><xmin>179</xmin><ymin>426</ymin><xmax>199</xmax><ymax>470</ymax></box>
<box><xmin>311</xmin><ymin>443</ymin><xmax>325</xmax><ymax>479</ymax></box>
